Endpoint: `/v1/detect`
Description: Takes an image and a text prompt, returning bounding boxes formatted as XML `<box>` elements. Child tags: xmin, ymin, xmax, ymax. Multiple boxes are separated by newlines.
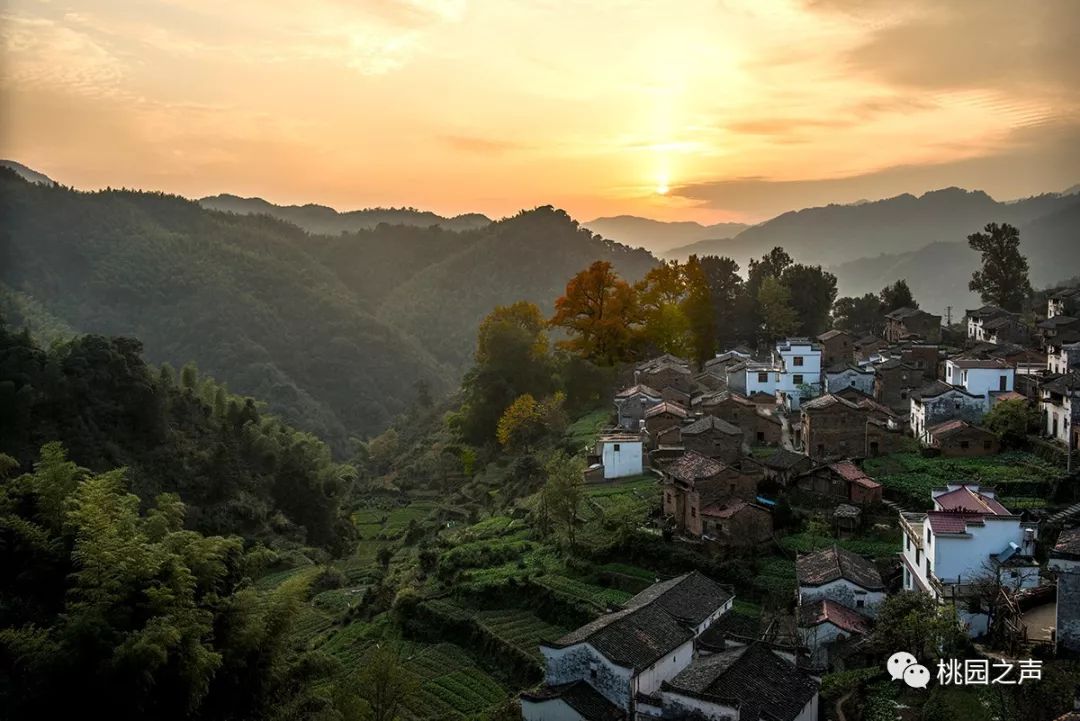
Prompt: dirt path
<box><xmin>835</xmin><ymin>690</ymin><xmax>853</xmax><ymax>721</ymax></box>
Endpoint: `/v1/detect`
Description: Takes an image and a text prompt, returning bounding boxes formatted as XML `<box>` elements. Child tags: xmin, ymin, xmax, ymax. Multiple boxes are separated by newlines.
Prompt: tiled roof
<box><xmin>992</xmin><ymin>391</ymin><xmax>1027</xmax><ymax>402</ymax></box>
<box><xmin>615</xmin><ymin>383</ymin><xmax>662</xmax><ymax>399</ymax></box>
<box><xmin>665</xmin><ymin>644</ymin><xmax>818</xmax><ymax>721</ymax></box>
<box><xmin>801</xmin><ymin>393</ymin><xmax>859</xmax><ymax>412</ymax></box>
<box><xmin>682</xmin><ymin>415</ymin><xmax>742</xmax><ymax>436</ymax></box>
<box><xmin>520</xmin><ymin>681</ymin><xmax>626</xmax><ymax>720</ymax></box>
<box><xmin>1043</xmin><ymin>371</ymin><xmax>1080</xmax><ymax>395</ymax></box>
<box><xmin>1052</xmin><ymin>527</ymin><xmax>1080</xmax><ymax>560</ymax></box>
<box><xmin>818</xmin><ymin>329</ymin><xmax>852</xmax><ymax>341</ymax></box>
<box><xmin>949</xmin><ymin>357</ymin><xmax>1010</xmax><ymax>369</ymax></box>
<box><xmin>910</xmin><ymin>380</ymin><xmax>978</xmax><ymax>400</ymax></box>
<box><xmin>796</xmin><ymin>546</ymin><xmax>883</xmax><ymax>590</ymax></box>
<box><xmin>644</xmin><ymin>401</ymin><xmax>688</xmax><ymax>418</ymax></box>
<box><xmin>697</xmin><ymin>390</ymin><xmax>756</xmax><ymax>407</ymax></box>
<box><xmin>834</xmin><ymin>503</ymin><xmax>861</xmax><ymax>519</ymax></box>
<box><xmin>548</xmin><ymin>572</ymin><xmax>731</xmax><ymax>672</ymax></box>
<box><xmin>926</xmin><ymin>511</ymin><xmax>985</xmax><ymax>535</ymax></box>
<box><xmin>1039</xmin><ymin>315</ymin><xmax>1080</xmax><ymax>329</ymax></box>
<box><xmin>966</xmin><ymin>304</ymin><xmax>1011</xmax><ymax>320</ymax></box>
<box><xmin>933</xmin><ymin>485</ymin><xmax>1011</xmax><ymax>515</ymax></box>
<box><xmin>636</xmin><ymin>354</ymin><xmax>691</xmax><ymax>371</ymax></box>
<box><xmin>1051</xmin><ymin>287</ymin><xmax>1080</xmax><ymax>301</ymax></box>
<box><xmin>799</xmin><ymin>599</ymin><xmax>871</xmax><ymax>636</ymax></box>
<box><xmin>984</xmin><ymin>315</ymin><xmax>1018</xmax><ymax>330</ymax></box>
<box><xmin>701</xmin><ymin>500</ymin><xmax>768</xmax><ymax>519</ymax></box>
<box><xmin>665</xmin><ymin>451</ymin><xmax>726</xmax><ymax>483</ymax></box>
<box><xmin>763</xmin><ymin>448</ymin><xmax>810</xmax><ymax>470</ymax></box>
<box><xmin>886</xmin><ymin>306</ymin><xmax>935</xmax><ymax>321</ymax></box>
<box><xmin>828</xmin><ymin>461</ymin><xmax>881</xmax><ymax>490</ymax></box>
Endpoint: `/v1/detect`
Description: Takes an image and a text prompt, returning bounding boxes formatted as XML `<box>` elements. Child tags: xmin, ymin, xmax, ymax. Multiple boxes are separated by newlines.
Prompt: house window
<box><xmin>757</xmin><ymin>431</ymin><xmax>765</xmax><ymax>442</ymax></box>
<box><xmin>960</xmin><ymin>440</ymin><xmax>970</xmax><ymax>449</ymax></box>
<box><xmin>901</xmin><ymin>392</ymin><xmax>908</xmax><ymax>400</ymax></box>
<box><xmin>794</xmin><ymin>356</ymin><xmax>804</xmax><ymax>366</ymax></box>
<box><xmin>926</xmin><ymin>558</ymin><xmax>932</xmax><ymax>577</ymax></box>
<box><xmin>856</xmin><ymin>599</ymin><xmax>865</xmax><ymax>608</ymax></box>
<box><xmin>613</xmin><ymin>443</ymin><xmax>620</xmax><ymax>452</ymax></box>
<box><xmin>590</xmin><ymin>663</ymin><xmax>598</xmax><ymax>680</ymax></box>
<box><xmin>984</xmin><ymin>440</ymin><xmax>992</xmax><ymax>449</ymax></box>
<box><xmin>793</xmin><ymin>374</ymin><xmax>804</xmax><ymax>385</ymax></box>
<box><xmin>905</xmin><ymin>534</ymin><xmax>910</xmax><ymax>551</ymax></box>
<box><xmin>926</xmin><ymin>528</ymin><xmax>931</xmax><ymax>544</ymax></box>
<box><xmin>690</xmin><ymin>507</ymin><xmax>696</xmax><ymax>517</ymax></box>
<box><xmin>758</xmin><ymin>372</ymin><xmax>768</xmax><ymax>383</ymax></box>
<box><xmin>999</xmin><ymin>375</ymin><xmax>1008</xmax><ymax>391</ymax></box>
<box><xmin>916</xmin><ymin>549</ymin><xmax>921</xmax><ymax>566</ymax></box>
<box><xmin>817</xmin><ymin>444</ymin><xmax>825</xmax><ymax>456</ymax></box>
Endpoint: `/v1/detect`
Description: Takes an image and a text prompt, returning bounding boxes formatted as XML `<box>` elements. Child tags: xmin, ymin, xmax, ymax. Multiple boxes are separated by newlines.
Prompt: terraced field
<box><xmin>533</xmin><ymin>574</ymin><xmax>633</xmax><ymax>609</ymax></box>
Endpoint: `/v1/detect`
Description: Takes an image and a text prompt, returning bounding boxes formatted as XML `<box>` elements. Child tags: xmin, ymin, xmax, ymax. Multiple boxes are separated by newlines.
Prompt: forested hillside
<box><xmin>200</xmin><ymin>193</ymin><xmax>492</xmax><ymax>234</ymax></box>
<box><xmin>1</xmin><ymin>172</ymin><xmax>656</xmax><ymax>452</ymax></box>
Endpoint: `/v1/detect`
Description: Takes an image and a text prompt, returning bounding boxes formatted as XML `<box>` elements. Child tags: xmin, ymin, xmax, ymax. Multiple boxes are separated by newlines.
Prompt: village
<box><xmin>521</xmin><ymin>288</ymin><xmax>1080</xmax><ymax>721</ymax></box>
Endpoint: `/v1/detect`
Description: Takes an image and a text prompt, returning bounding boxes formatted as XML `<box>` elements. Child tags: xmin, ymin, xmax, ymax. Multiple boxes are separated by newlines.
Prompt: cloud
<box><xmin>0</xmin><ymin>14</ymin><xmax>125</xmax><ymax>96</ymax></box>
<box><xmin>672</xmin><ymin>120</ymin><xmax>1080</xmax><ymax>218</ymax></box>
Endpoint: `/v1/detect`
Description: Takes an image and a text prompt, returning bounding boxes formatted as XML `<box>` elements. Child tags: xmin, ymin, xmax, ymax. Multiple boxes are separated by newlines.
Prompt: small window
<box><xmin>690</xmin><ymin>507</ymin><xmax>696</xmax><ymax>517</ymax></box>
<box><xmin>793</xmin><ymin>374</ymin><xmax>804</xmax><ymax>385</ymax></box>
<box><xmin>817</xmin><ymin>444</ymin><xmax>825</xmax><ymax>455</ymax></box>
<box><xmin>613</xmin><ymin>443</ymin><xmax>620</xmax><ymax>452</ymax></box>
<box><xmin>856</xmin><ymin>599</ymin><xmax>865</xmax><ymax>608</ymax></box>
<box><xmin>794</xmin><ymin>356</ymin><xmax>804</xmax><ymax>366</ymax></box>
<box><xmin>901</xmin><ymin>392</ymin><xmax>908</xmax><ymax>400</ymax></box>
<box><xmin>961</xmin><ymin>441</ymin><xmax>970</xmax><ymax>449</ymax></box>
<box><xmin>983</xmin><ymin>440</ymin><xmax>992</xmax><ymax>449</ymax></box>
<box><xmin>926</xmin><ymin>558</ymin><xmax>932</xmax><ymax>576</ymax></box>
<box><xmin>758</xmin><ymin>372</ymin><xmax>768</xmax><ymax>383</ymax></box>
<box><xmin>756</xmin><ymin>431</ymin><xmax>765</xmax><ymax>442</ymax></box>
<box><xmin>999</xmin><ymin>375</ymin><xmax>1008</xmax><ymax>391</ymax></box>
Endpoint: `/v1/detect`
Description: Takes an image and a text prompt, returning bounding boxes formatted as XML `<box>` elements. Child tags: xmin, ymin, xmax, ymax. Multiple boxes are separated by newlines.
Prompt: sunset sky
<box><xmin>2</xmin><ymin>0</ymin><xmax>1078</xmax><ymax>222</ymax></box>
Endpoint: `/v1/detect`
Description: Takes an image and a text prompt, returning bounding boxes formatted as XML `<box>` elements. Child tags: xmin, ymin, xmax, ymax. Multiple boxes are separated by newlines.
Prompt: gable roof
<box><xmin>801</xmin><ymin>393</ymin><xmax>859</xmax><ymax>412</ymax></box>
<box><xmin>933</xmin><ymin>485</ymin><xmax>1011</xmax><ymax>515</ymax></box>
<box><xmin>818</xmin><ymin>329</ymin><xmax>853</xmax><ymax>342</ymax></box>
<box><xmin>702</xmin><ymin>500</ymin><xmax>770</xmax><ymax>519</ymax></box>
<box><xmin>948</xmin><ymin>357</ymin><xmax>1011</xmax><ymax>370</ymax></box>
<box><xmin>1052</xmin><ymin>527</ymin><xmax>1080</xmax><ymax>561</ymax></box>
<box><xmin>520</xmin><ymin>681</ymin><xmax>626</xmax><ymax>721</ymax></box>
<box><xmin>910</xmin><ymin>380</ymin><xmax>979</xmax><ymax>401</ymax></box>
<box><xmin>665</xmin><ymin>644</ymin><xmax>818</xmax><ymax>721</ymax></box>
<box><xmin>682</xmin><ymin>415</ymin><xmax>742</xmax><ymax>436</ymax></box>
<box><xmin>644</xmin><ymin>401</ymin><xmax>688</xmax><ymax>418</ymax></box>
<box><xmin>1043</xmin><ymin>371</ymin><xmax>1080</xmax><ymax>395</ymax></box>
<box><xmin>796</xmin><ymin>546</ymin><xmax>883</xmax><ymax>590</ymax></box>
<box><xmin>799</xmin><ymin>598</ymin><xmax>871</xmax><ymax>636</ymax></box>
<box><xmin>828</xmin><ymin>461</ymin><xmax>881</xmax><ymax>490</ymax></box>
<box><xmin>926</xmin><ymin>511</ymin><xmax>986</xmax><ymax>535</ymax></box>
<box><xmin>664</xmin><ymin>450</ymin><xmax>726</xmax><ymax>483</ymax></box>
<box><xmin>546</xmin><ymin>572</ymin><xmax>731</xmax><ymax>672</ymax></box>
<box><xmin>966</xmin><ymin>304</ymin><xmax>1011</xmax><ymax>321</ymax></box>
<box><xmin>615</xmin><ymin>383</ymin><xmax>662</xmax><ymax>399</ymax></box>
<box><xmin>763</xmin><ymin>448</ymin><xmax>811</xmax><ymax>470</ymax></box>
<box><xmin>886</xmin><ymin>306</ymin><xmax>936</xmax><ymax>321</ymax></box>
<box><xmin>927</xmin><ymin>419</ymin><xmax>995</xmax><ymax>440</ymax></box>
<box><xmin>1039</xmin><ymin>315</ymin><xmax>1080</xmax><ymax>329</ymax></box>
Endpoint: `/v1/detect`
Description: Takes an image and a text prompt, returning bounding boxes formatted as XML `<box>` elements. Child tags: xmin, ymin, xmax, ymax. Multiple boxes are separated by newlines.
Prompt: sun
<box><xmin>655</xmin><ymin>170</ymin><xmax>670</xmax><ymax>195</ymax></box>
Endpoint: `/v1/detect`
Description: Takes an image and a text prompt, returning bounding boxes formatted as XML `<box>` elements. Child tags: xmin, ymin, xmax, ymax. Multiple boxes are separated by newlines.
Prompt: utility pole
<box><xmin>945</xmin><ymin>305</ymin><xmax>952</xmax><ymax>326</ymax></box>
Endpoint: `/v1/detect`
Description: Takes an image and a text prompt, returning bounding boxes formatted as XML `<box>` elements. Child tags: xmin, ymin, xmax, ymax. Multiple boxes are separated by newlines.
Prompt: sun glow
<box><xmin>655</xmin><ymin>170</ymin><xmax>670</xmax><ymax>195</ymax></box>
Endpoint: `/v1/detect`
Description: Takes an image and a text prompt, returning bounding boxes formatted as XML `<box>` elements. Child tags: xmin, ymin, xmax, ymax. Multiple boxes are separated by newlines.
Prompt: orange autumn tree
<box><xmin>550</xmin><ymin>261</ymin><xmax>641</xmax><ymax>364</ymax></box>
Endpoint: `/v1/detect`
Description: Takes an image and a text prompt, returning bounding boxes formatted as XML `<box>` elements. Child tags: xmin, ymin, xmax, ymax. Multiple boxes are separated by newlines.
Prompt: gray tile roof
<box><xmin>665</xmin><ymin>644</ymin><xmax>818</xmax><ymax>721</ymax></box>
<box><xmin>546</xmin><ymin>572</ymin><xmax>731</xmax><ymax>672</ymax></box>
<box><xmin>682</xmin><ymin>415</ymin><xmax>742</xmax><ymax>436</ymax></box>
<box><xmin>796</xmin><ymin>546</ymin><xmax>884</xmax><ymax>590</ymax></box>
<box><xmin>520</xmin><ymin>681</ymin><xmax>626</xmax><ymax>720</ymax></box>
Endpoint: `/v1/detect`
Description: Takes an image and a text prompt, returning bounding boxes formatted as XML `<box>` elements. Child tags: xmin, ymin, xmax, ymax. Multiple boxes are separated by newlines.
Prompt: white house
<box><xmin>727</xmin><ymin>360</ymin><xmax>781</xmax><ymax>397</ymax></box>
<box><xmin>592</xmin><ymin>434</ymin><xmax>644</xmax><ymax>480</ymax></box>
<box><xmin>1049</xmin><ymin>287</ymin><xmax>1080</xmax><ymax>319</ymax></box>
<box><xmin>525</xmin><ymin>572</ymin><xmax>732</xmax><ymax>720</ymax></box>
<box><xmin>650</xmin><ymin>644</ymin><xmax>819</xmax><ymax>721</ymax></box>
<box><xmin>1042</xmin><ymin>371</ymin><xmax>1080</xmax><ymax>448</ymax></box>
<box><xmin>775</xmin><ymin>338</ymin><xmax>823</xmax><ymax>410</ymax></box>
<box><xmin>944</xmin><ymin>358</ymin><xmax>1014</xmax><ymax>403</ymax></box>
<box><xmin>796</xmin><ymin>545</ymin><xmax>886</xmax><ymax>617</ymax></box>
<box><xmin>1049</xmin><ymin>342</ymin><xmax>1080</xmax><ymax>375</ymax></box>
<box><xmin>966</xmin><ymin>305</ymin><xmax>1012</xmax><ymax>342</ymax></box>
<box><xmin>899</xmin><ymin>484</ymin><xmax>1038</xmax><ymax>637</ymax></box>
<box><xmin>824</xmin><ymin>365</ymin><xmax>876</xmax><ymax>396</ymax></box>
<box><xmin>798</xmin><ymin>598</ymin><xmax>872</xmax><ymax>668</ymax></box>
<box><xmin>909</xmin><ymin>381</ymin><xmax>986</xmax><ymax>443</ymax></box>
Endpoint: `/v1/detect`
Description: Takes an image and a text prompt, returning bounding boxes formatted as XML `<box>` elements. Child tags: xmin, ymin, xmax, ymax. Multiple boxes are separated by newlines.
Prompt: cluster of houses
<box><xmin>524</xmin><ymin>286</ymin><xmax>1080</xmax><ymax>720</ymax></box>
<box><xmin>521</xmin><ymin>572</ymin><xmax>819</xmax><ymax>721</ymax></box>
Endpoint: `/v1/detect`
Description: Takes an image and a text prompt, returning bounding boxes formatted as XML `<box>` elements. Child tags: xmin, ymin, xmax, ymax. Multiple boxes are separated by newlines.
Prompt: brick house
<box><xmin>701</xmin><ymin>500</ymin><xmax>772</xmax><ymax>546</ymax></box>
<box><xmin>884</xmin><ymin>307</ymin><xmax>942</xmax><ymax>343</ymax></box>
<box><xmin>795</xmin><ymin>460</ymin><xmax>883</xmax><ymax>506</ymax></box>
<box><xmin>761</xmin><ymin>448</ymin><xmax>813</xmax><ymax>486</ymax></box>
<box><xmin>800</xmin><ymin>394</ymin><xmax>896</xmax><ymax>461</ymax></box>
<box><xmin>798</xmin><ymin>598</ymin><xmax>872</xmax><ymax>668</ymax></box>
<box><xmin>924</xmin><ymin>420</ymin><xmax>1000</xmax><ymax>457</ymax></box>
<box><xmin>644</xmin><ymin>401</ymin><xmax>688</xmax><ymax>441</ymax></box>
<box><xmin>635</xmin><ymin>355</ymin><xmax>693</xmax><ymax>395</ymax></box>
<box><xmin>873</xmin><ymin>358</ymin><xmax>920</xmax><ymax>411</ymax></box>
<box><xmin>696</xmin><ymin>391</ymin><xmax>783</xmax><ymax>446</ymax></box>
<box><xmin>854</xmin><ymin>334</ymin><xmax>888</xmax><ymax>361</ymax></box>
<box><xmin>898</xmin><ymin>343</ymin><xmax>940</xmax><ymax>381</ymax></box>
<box><xmin>680</xmin><ymin>415</ymin><xmax>744</xmax><ymax>464</ymax></box>
<box><xmin>661</xmin><ymin>451</ymin><xmax>758</xmax><ymax>537</ymax></box>
<box><xmin>818</xmin><ymin>329</ymin><xmax>855</xmax><ymax>367</ymax></box>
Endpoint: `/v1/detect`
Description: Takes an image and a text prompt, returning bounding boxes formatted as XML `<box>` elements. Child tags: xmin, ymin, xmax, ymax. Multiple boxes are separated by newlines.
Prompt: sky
<box><xmin>1</xmin><ymin>0</ymin><xmax>1078</xmax><ymax>223</ymax></box>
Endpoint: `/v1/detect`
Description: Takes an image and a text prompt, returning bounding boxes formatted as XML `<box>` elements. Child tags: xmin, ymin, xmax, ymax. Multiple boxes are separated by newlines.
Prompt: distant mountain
<box><xmin>199</xmin><ymin>193</ymin><xmax>492</xmax><ymax>234</ymax></box>
<box><xmin>827</xmin><ymin>195</ymin><xmax>1080</xmax><ymax>317</ymax></box>
<box><xmin>583</xmin><ymin>215</ymin><xmax>750</xmax><ymax>254</ymax></box>
<box><xmin>662</xmin><ymin>236</ymin><xmax>741</xmax><ymax>262</ymax></box>
<box><xmin>2</xmin><ymin>172</ymin><xmax>656</xmax><ymax>450</ymax></box>
<box><xmin>0</xmin><ymin>160</ymin><xmax>55</xmax><ymax>185</ymax></box>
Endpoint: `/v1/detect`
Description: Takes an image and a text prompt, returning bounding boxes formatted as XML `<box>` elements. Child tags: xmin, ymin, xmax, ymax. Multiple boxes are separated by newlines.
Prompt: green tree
<box><xmin>780</xmin><ymin>263</ymin><xmax>837</xmax><ymax>337</ymax></box>
<box><xmin>698</xmin><ymin>255</ymin><xmax>743</xmax><ymax>350</ymax></box>
<box><xmin>879</xmin><ymin>279</ymin><xmax>918</xmax><ymax>312</ymax></box>
<box><xmin>968</xmin><ymin>222</ymin><xmax>1032</xmax><ymax>311</ymax></box>
<box><xmin>758</xmin><ymin>276</ymin><xmax>798</xmax><ymax>340</ymax></box>
<box><xmin>682</xmin><ymin>256</ymin><xmax>718</xmax><ymax>364</ymax></box>
<box><xmin>983</xmin><ymin>399</ymin><xmax>1039</xmax><ymax>448</ymax></box>
<box><xmin>336</xmin><ymin>645</ymin><xmax>420</xmax><ymax>721</ymax></box>
<box><xmin>832</xmin><ymin>293</ymin><xmax>885</xmax><ymax>336</ymax></box>
<box><xmin>542</xmin><ymin>453</ymin><xmax>585</xmax><ymax>550</ymax></box>
<box><xmin>869</xmin><ymin>591</ymin><xmax>966</xmax><ymax>664</ymax></box>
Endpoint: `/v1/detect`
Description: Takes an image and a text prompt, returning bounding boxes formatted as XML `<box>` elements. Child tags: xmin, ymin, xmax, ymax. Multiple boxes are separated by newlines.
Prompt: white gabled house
<box><xmin>899</xmin><ymin>484</ymin><xmax>1038</xmax><ymax>637</ymax></box>
<box><xmin>588</xmin><ymin>434</ymin><xmax>644</xmax><ymax>480</ymax></box>
<box><xmin>909</xmin><ymin>381</ymin><xmax>986</xmax><ymax>443</ymax></box>
<box><xmin>796</xmin><ymin>545</ymin><xmax>885</xmax><ymax>617</ymax></box>
<box><xmin>525</xmin><ymin>572</ymin><xmax>732</xmax><ymax>720</ymax></box>
<box><xmin>1042</xmin><ymin>371</ymin><xmax>1080</xmax><ymax>448</ymax></box>
<box><xmin>944</xmin><ymin>358</ymin><xmax>1015</xmax><ymax>403</ymax></box>
<box><xmin>775</xmin><ymin>338</ymin><xmax>823</xmax><ymax>410</ymax></box>
<box><xmin>824</xmin><ymin>365</ymin><xmax>875</xmax><ymax>396</ymax></box>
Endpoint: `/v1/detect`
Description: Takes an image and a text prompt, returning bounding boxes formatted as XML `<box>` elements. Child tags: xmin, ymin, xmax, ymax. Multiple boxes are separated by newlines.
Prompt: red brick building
<box><xmin>925</xmin><ymin>420</ymin><xmax>1000</xmax><ymax>457</ymax></box>
<box><xmin>818</xmin><ymin>329</ymin><xmax>856</xmax><ymax>367</ymax></box>
<box><xmin>661</xmin><ymin>451</ymin><xmax>758</xmax><ymax>537</ymax></box>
